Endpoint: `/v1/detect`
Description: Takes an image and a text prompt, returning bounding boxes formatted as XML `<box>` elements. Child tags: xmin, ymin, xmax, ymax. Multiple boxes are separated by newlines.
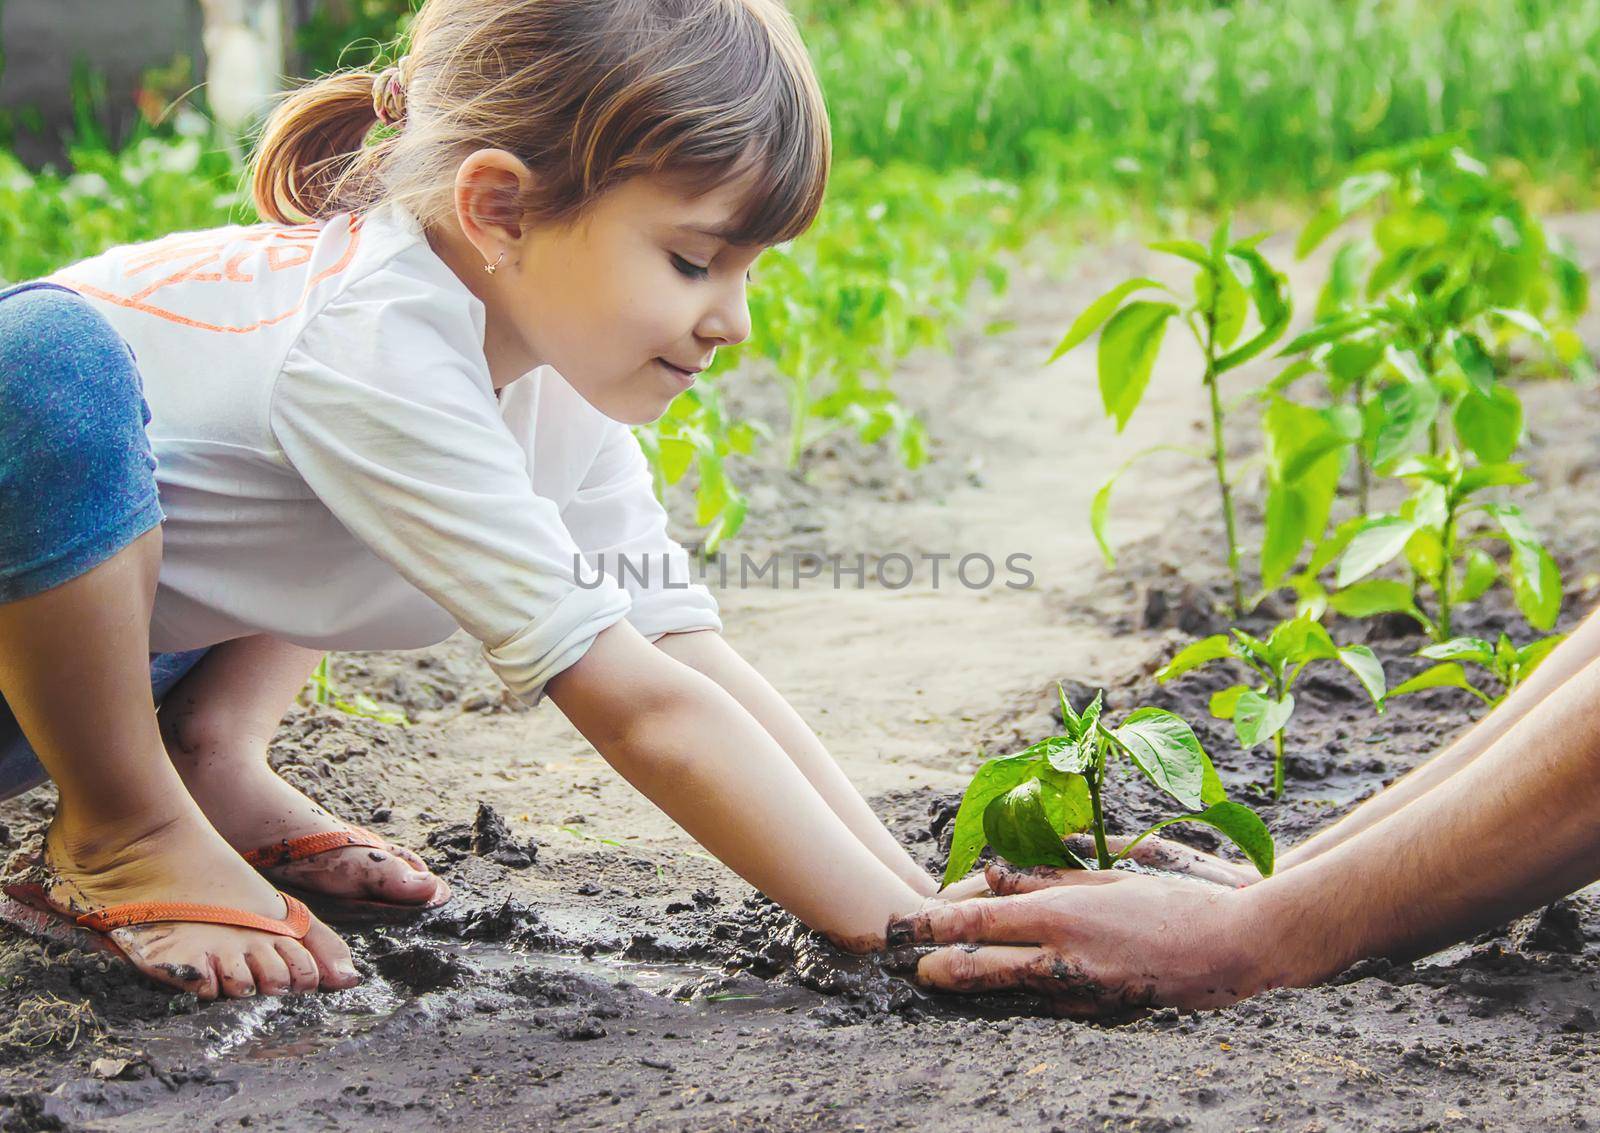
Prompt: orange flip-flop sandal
<box><xmin>241</xmin><ymin>825</ymin><xmax>451</xmax><ymax>926</ymax></box>
<box><xmin>0</xmin><ymin>857</ymin><xmax>311</xmax><ymax>980</ymax></box>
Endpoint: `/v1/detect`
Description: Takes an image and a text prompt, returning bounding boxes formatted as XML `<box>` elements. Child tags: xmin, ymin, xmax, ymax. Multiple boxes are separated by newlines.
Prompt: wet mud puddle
<box><xmin>132</xmin><ymin>942</ymin><xmax>827</xmax><ymax>1067</ymax></box>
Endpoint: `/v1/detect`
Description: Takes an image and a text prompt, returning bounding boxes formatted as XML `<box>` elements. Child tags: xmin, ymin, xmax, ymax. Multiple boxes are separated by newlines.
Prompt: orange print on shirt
<box><xmin>53</xmin><ymin>216</ymin><xmax>365</xmax><ymax>335</ymax></box>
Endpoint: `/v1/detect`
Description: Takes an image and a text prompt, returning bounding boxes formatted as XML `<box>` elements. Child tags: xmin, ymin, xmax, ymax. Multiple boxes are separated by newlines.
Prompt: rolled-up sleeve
<box><xmin>561</xmin><ymin>419</ymin><xmax>722</xmax><ymax>641</ymax></box>
<box><xmin>269</xmin><ymin>267</ymin><xmax>631</xmax><ymax>705</ymax></box>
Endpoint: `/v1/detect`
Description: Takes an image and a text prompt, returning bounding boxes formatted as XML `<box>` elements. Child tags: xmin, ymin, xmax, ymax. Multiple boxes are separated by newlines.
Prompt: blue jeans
<box><xmin>0</xmin><ymin>281</ymin><xmax>211</xmax><ymax>802</ymax></box>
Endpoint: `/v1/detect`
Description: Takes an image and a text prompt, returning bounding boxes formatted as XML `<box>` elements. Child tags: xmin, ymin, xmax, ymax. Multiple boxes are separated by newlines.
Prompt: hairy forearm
<box><xmin>653</xmin><ymin>630</ymin><xmax>937</xmax><ymax>896</ymax></box>
<box><xmin>1281</xmin><ymin>601</ymin><xmax>1600</xmax><ymax>871</ymax></box>
<box><xmin>549</xmin><ymin>622</ymin><xmax>924</xmax><ymax>949</ymax></box>
<box><xmin>1244</xmin><ymin>653</ymin><xmax>1600</xmax><ymax>989</ymax></box>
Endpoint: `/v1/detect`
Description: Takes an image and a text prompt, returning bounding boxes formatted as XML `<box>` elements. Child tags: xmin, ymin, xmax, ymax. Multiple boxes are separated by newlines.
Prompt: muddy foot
<box><xmin>164</xmin><ymin>729</ymin><xmax>445</xmax><ymax>909</ymax></box>
<box><xmin>11</xmin><ymin>813</ymin><xmax>359</xmax><ymax>1000</ymax></box>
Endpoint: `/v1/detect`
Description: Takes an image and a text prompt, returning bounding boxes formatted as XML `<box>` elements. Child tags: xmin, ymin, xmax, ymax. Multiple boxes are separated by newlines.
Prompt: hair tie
<box><xmin>372</xmin><ymin>59</ymin><xmax>410</xmax><ymax>127</ymax></box>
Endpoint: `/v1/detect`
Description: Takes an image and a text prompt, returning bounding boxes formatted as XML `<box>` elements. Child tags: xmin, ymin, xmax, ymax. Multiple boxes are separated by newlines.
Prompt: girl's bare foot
<box><xmin>31</xmin><ymin>810</ymin><xmax>361</xmax><ymax>1000</ymax></box>
<box><xmin>160</xmin><ymin>713</ymin><xmax>445</xmax><ymax>907</ymax></box>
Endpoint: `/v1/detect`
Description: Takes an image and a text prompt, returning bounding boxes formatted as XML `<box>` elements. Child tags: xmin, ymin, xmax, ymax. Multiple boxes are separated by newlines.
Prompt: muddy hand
<box><xmin>1056</xmin><ymin>833</ymin><xmax>1261</xmax><ymax>888</ymax></box>
<box><xmin>886</xmin><ymin>866</ymin><xmax>1265</xmax><ymax>1016</ymax></box>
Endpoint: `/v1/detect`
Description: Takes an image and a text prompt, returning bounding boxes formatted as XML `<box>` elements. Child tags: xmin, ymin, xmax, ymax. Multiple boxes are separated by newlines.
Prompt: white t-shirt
<box><xmin>47</xmin><ymin>203</ymin><xmax>721</xmax><ymax>705</ymax></box>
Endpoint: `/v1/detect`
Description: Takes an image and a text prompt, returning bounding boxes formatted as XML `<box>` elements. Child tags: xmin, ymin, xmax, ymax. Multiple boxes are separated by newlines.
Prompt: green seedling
<box><xmin>1389</xmin><ymin>631</ymin><xmax>1566</xmax><ymax>708</ymax></box>
<box><xmin>941</xmin><ymin>685</ymin><xmax>1274</xmax><ymax>887</ymax></box>
<box><xmin>302</xmin><ymin>655</ymin><xmax>410</xmax><ymax>727</ymax></box>
<box><xmin>1050</xmin><ymin>219</ymin><xmax>1290</xmax><ymax>615</ymax></box>
<box><xmin>1318</xmin><ymin>450</ymin><xmax>1561</xmax><ymax>642</ymax></box>
<box><xmin>1157</xmin><ymin>614</ymin><xmax>1385</xmax><ymax>800</ymax></box>
<box><xmin>1298</xmin><ymin>137</ymin><xmax>1588</xmax><ymax>364</ymax></box>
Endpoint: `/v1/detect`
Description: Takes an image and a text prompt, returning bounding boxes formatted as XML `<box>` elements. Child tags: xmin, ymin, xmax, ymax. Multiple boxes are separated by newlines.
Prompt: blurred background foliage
<box><xmin>0</xmin><ymin>0</ymin><xmax>1594</xmax><ymax>549</ymax></box>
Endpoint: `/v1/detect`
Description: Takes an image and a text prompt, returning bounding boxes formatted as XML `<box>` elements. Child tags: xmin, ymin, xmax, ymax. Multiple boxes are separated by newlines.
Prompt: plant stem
<box><xmin>1437</xmin><ymin>504</ymin><xmax>1457</xmax><ymax>642</ymax></box>
<box><xmin>1271</xmin><ymin>672</ymin><xmax>1286</xmax><ymax>800</ymax></box>
<box><xmin>1352</xmin><ymin>378</ymin><xmax>1371</xmax><ymax>516</ymax></box>
<box><xmin>786</xmin><ymin>378</ymin><xmax>808</xmax><ymax>469</ymax></box>
<box><xmin>1200</xmin><ymin>315</ymin><xmax>1245</xmax><ymax>616</ymax></box>
<box><xmin>1086</xmin><ymin>778</ymin><xmax>1112</xmax><ymax>870</ymax></box>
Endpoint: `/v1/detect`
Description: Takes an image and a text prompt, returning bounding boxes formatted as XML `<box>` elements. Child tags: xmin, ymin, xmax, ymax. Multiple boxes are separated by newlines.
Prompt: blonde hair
<box><xmin>249</xmin><ymin>0</ymin><xmax>830</xmax><ymax>245</ymax></box>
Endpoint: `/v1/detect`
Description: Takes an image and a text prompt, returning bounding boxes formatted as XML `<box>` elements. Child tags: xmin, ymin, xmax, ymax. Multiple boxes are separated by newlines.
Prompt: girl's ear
<box><xmin>453</xmin><ymin>148</ymin><xmax>535</xmax><ymax>253</ymax></box>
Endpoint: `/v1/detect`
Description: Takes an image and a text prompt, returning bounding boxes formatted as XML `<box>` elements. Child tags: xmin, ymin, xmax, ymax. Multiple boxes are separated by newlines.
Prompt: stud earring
<box><xmin>484</xmin><ymin>250</ymin><xmax>507</xmax><ymax>276</ymax></box>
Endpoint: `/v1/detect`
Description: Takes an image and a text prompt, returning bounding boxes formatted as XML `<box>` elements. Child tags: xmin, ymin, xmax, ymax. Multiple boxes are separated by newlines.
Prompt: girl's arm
<box><xmin>547</xmin><ymin>619</ymin><xmax>926</xmax><ymax>950</ymax></box>
<box><xmin>651</xmin><ymin>629</ymin><xmax>937</xmax><ymax>896</ymax></box>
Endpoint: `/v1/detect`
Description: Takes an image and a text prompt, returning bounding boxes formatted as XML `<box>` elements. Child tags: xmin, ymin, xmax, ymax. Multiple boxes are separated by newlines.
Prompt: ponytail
<box><xmin>249</xmin><ymin>71</ymin><xmax>391</xmax><ymax>224</ymax></box>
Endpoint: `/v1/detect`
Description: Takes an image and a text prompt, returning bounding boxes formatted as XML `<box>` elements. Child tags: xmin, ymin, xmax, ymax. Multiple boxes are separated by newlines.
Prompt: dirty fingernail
<box><xmin>881</xmin><ymin>946</ymin><xmax>923</xmax><ymax>974</ymax></box>
<box><xmin>885</xmin><ymin>918</ymin><xmax>916</xmax><ymax>947</ymax></box>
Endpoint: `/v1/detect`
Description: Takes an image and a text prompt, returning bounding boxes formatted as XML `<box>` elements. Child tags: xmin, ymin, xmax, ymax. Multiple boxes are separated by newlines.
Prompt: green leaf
<box><xmin>1389</xmin><ymin>662</ymin><xmax>1485</xmax><ymax>701</ymax></box>
<box><xmin>1337</xmin><ymin>517</ymin><xmax>1416</xmax><ymax>587</ymax></box>
<box><xmin>1279</xmin><ymin>312</ymin><xmax>1373</xmax><ymax>356</ymax></box>
<box><xmin>1148</xmin><ymin>239</ymin><xmax>1211</xmax><ymax>268</ymax></box>
<box><xmin>1516</xmin><ymin>634</ymin><xmax>1566</xmax><ymax>678</ymax></box>
<box><xmin>1337</xmin><ymin>645</ymin><xmax>1387</xmax><ymax>707</ymax></box>
<box><xmin>1048</xmin><ymin>278</ymin><xmax>1167</xmax><ymax>364</ymax></box>
<box><xmin>1098</xmin><ymin>301</ymin><xmax>1179</xmax><ymax>432</ymax></box>
<box><xmin>1456</xmin><ymin>547</ymin><xmax>1499</xmax><ymax>603</ymax></box>
<box><xmin>1260</xmin><ymin>486</ymin><xmax>1307</xmax><ymax>591</ymax></box>
<box><xmin>1454</xmin><ymin>386</ymin><xmax>1523</xmax><ymax>465</ymax></box>
<box><xmin>1036</xmin><ymin>768</ymin><xmax>1096</xmax><ymax>835</ymax></box>
<box><xmin>1087</xmin><ymin>444</ymin><xmax>1207</xmax><ymax>569</ymax></box>
<box><xmin>1419</xmin><ymin>637</ymin><xmax>1494</xmax><ymax>665</ymax></box>
<box><xmin>1452</xmin><ymin>332</ymin><xmax>1496</xmax><ymax>399</ymax></box>
<box><xmin>1511</xmin><ymin>544</ymin><xmax>1562</xmax><ymax>631</ymax></box>
<box><xmin>1456</xmin><ymin>463</ymin><xmax>1532</xmax><ymax>499</ymax></box>
<box><xmin>1209</xmin><ymin>684</ymin><xmax>1250</xmax><ymax>720</ymax></box>
<box><xmin>1215</xmin><ymin>247</ymin><xmax>1292</xmax><ymax>372</ymax></box>
<box><xmin>1490</xmin><ymin>307</ymin><xmax>1551</xmax><ymax>343</ymax></box>
<box><xmin>1155</xmin><ymin>635</ymin><xmax>1235</xmax><ymax>683</ymax></box>
<box><xmin>1233</xmin><ymin>691</ymin><xmax>1295</xmax><ymax>749</ymax></box>
<box><xmin>1089</xmin><ymin>476</ymin><xmax>1116</xmax><ymax>569</ymax></box>
<box><xmin>1327</xmin><ymin>579</ymin><xmax>1425</xmax><ymax>621</ymax></box>
<box><xmin>982</xmin><ymin>779</ymin><xmax>1082</xmax><ymax>872</ymax></box>
<box><xmin>1134</xmin><ymin>801</ymin><xmax>1276</xmax><ymax>878</ymax></box>
<box><xmin>1110</xmin><ymin>708</ymin><xmax>1208</xmax><ymax>811</ymax></box>
<box><xmin>939</xmin><ymin>753</ymin><xmax>1043</xmax><ymax>887</ymax></box>
<box><xmin>1267</xmin><ymin>614</ymin><xmax>1340</xmax><ymax>664</ymax></box>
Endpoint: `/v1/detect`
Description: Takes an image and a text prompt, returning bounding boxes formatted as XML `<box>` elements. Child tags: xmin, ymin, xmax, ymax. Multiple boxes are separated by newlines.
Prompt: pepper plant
<box><xmin>1156</xmin><ymin>614</ymin><xmax>1385</xmax><ymax>799</ymax></box>
<box><xmin>1049</xmin><ymin>220</ymin><xmax>1290</xmax><ymax>615</ymax></box>
<box><xmin>1322</xmin><ymin>451</ymin><xmax>1561</xmax><ymax>642</ymax></box>
<box><xmin>1389</xmin><ymin>632</ymin><xmax>1567</xmax><ymax>709</ymax></box>
<box><xmin>941</xmin><ymin>686</ymin><xmax>1274</xmax><ymax>887</ymax></box>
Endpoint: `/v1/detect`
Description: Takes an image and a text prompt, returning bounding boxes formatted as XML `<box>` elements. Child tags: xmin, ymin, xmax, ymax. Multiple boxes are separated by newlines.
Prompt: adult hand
<box><xmin>1061</xmin><ymin>833</ymin><xmax>1261</xmax><ymax>889</ymax></box>
<box><xmin>887</xmin><ymin>863</ymin><xmax>1270</xmax><ymax>1017</ymax></box>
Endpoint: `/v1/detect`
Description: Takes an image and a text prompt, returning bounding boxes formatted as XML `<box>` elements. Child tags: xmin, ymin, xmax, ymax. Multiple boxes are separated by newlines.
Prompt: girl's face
<box><xmin>437</xmin><ymin>152</ymin><xmax>766</xmax><ymax>426</ymax></box>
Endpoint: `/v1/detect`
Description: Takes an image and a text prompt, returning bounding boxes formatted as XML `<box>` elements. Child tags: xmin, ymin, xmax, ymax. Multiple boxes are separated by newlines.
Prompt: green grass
<box><xmin>799</xmin><ymin>0</ymin><xmax>1600</xmax><ymax>209</ymax></box>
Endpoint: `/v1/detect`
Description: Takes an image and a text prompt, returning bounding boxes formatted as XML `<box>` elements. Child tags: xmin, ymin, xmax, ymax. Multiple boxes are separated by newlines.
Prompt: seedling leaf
<box><xmin>1209</xmin><ymin>684</ymin><xmax>1250</xmax><ymax>720</ymax></box>
<box><xmin>1337</xmin><ymin>645</ymin><xmax>1387</xmax><ymax>707</ymax></box>
<box><xmin>1389</xmin><ymin>661</ymin><xmax>1486</xmax><ymax>701</ymax></box>
<box><xmin>1233</xmin><ymin>690</ymin><xmax>1295</xmax><ymax>748</ymax></box>
<box><xmin>982</xmin><ymin>779</ymin><xmax>1083</xmax><ymax>871</ymax></box>
<box><xmin>1337</xmin><ymin>517</ymin><xmax>1416</xmax><ymax>586</ymax></box>
<box><xmin>1131</xmin><ymin>801</ymin><xmax>1276</xmax><ymax>878</ymax></box>
<box><xmin>1048</xmin><ymin>278</ymin><xmax>1167</xmax><ymax>363</ymax></box>
<box><xmin>1098</xmin><ymin>300</ymin><xmax>1179</xmax><ymax>432</ymax></box>
<box><xmin>1454</xmin><ymin>386</ymin><xmax>1523</xmax><ymax>465</ymax></box>
<box><xmin>1110</xmin><ymin>708</ymin><xmax>1207</xmax><ymax>811</ymax></box>
<box><xmin>1156</xmin><ymin>635</ymin><xmax>1235</xmax><ymax>682</ymax></box>
<box><xmin>939</xmin><ymin>753</ymin><xmax>1043</xmax><ymax>887</ymax></box>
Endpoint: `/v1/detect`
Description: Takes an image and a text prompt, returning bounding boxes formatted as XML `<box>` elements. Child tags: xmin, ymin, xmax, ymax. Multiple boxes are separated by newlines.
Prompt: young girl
<box><xmin>0</xmin><ymin>0</ymin><xmax>941</xmax><ymax>1001</ymax></box>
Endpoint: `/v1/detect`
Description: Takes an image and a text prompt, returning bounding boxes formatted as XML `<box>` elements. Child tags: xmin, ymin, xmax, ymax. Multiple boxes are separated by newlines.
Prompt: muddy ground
<box><xmin>2</xmin><ymin>218</ymin><xmax>1598</xmax><ymax>1131</ymax></box>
